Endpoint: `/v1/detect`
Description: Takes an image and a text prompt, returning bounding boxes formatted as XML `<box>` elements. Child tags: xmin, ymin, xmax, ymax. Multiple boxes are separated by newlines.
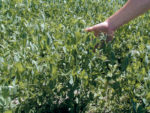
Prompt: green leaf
<box><xmin>15</xmin><ymin>62</ymin><xmax>24</xmax><ymax>73</ymax></box>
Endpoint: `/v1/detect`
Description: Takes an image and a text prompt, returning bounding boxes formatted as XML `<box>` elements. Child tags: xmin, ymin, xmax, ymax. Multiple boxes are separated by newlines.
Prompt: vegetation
<box><xmin>0</xmin><ymin>0</ymin><xmax>150</xmax><ymax>112</ymax></box>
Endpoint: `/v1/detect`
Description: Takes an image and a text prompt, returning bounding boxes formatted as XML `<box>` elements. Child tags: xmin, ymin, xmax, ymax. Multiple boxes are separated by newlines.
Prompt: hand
<box><xmin>85</xmin><ymin>21</ymin><xmax>114</xmax><ymax>43</ymax></box>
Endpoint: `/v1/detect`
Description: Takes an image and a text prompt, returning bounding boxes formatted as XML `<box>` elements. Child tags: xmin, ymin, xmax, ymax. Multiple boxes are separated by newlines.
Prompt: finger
<box><xmin>85</xmin><ymin>27</ymin><xmax>94</xmax><ymax>32</ymax></box>
<box><xmin>106</xmin><ymin>34</ymin><xmax>113</xmax><ymax>43</ymax></box>
<box><xmin>94</xmin><ymin>32</ymin><xmax>99</xmax><ymax>37</ymax></box>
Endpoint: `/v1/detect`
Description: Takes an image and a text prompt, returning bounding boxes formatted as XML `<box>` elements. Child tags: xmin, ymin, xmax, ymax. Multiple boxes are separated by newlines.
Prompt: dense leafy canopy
<box><xmin>0</xmin><ymin>0</ymin><xmax>150</xmax><ymax>113</ymax></box>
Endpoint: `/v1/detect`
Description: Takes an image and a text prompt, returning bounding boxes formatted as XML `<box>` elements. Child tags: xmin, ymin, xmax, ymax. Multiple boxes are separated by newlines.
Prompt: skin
<box><xmin>85</xmin><ymin>0</ymin><xmax>150</xmax><ymax>42</ymax></box>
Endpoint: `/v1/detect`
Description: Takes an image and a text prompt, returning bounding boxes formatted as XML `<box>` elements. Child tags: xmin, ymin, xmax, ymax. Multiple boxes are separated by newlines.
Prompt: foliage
<box><xmin>0</xmin><ymin>0</ymin><xmax>150</xmax><ymax>113</ymax></box>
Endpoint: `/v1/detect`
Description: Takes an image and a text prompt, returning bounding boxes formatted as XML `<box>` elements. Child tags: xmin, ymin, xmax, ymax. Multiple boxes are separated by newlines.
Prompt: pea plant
<box><xmin>0</xmin><ymin>0</ymin><xmax>150</xmax><ymax>113</ymax></box>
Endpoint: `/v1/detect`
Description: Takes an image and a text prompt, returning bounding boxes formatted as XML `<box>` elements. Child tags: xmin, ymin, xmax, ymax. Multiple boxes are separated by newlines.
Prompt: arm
<box><xmin>85</xmin><ymin>0</ymin><xmax>150</xmax><ymax>42</ymax></box>
<box><xmin>108</xmin><ymin>0</ymin><xmax>150</xmax><ymax>31</ymax></box>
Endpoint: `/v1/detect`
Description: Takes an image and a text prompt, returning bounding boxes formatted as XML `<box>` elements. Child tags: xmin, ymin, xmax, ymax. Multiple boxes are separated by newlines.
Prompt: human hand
<box><xmin>85</xmin><ymin>21</ymin><xmax>114</xmax><ymax>43</ymax></box>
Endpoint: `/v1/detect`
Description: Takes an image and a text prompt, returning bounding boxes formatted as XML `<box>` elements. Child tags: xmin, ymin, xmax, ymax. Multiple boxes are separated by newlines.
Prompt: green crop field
<box><xmin>0</xmin><ymin>0</ymin><xmax>150</xmax><ymax>113</ymax></box>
